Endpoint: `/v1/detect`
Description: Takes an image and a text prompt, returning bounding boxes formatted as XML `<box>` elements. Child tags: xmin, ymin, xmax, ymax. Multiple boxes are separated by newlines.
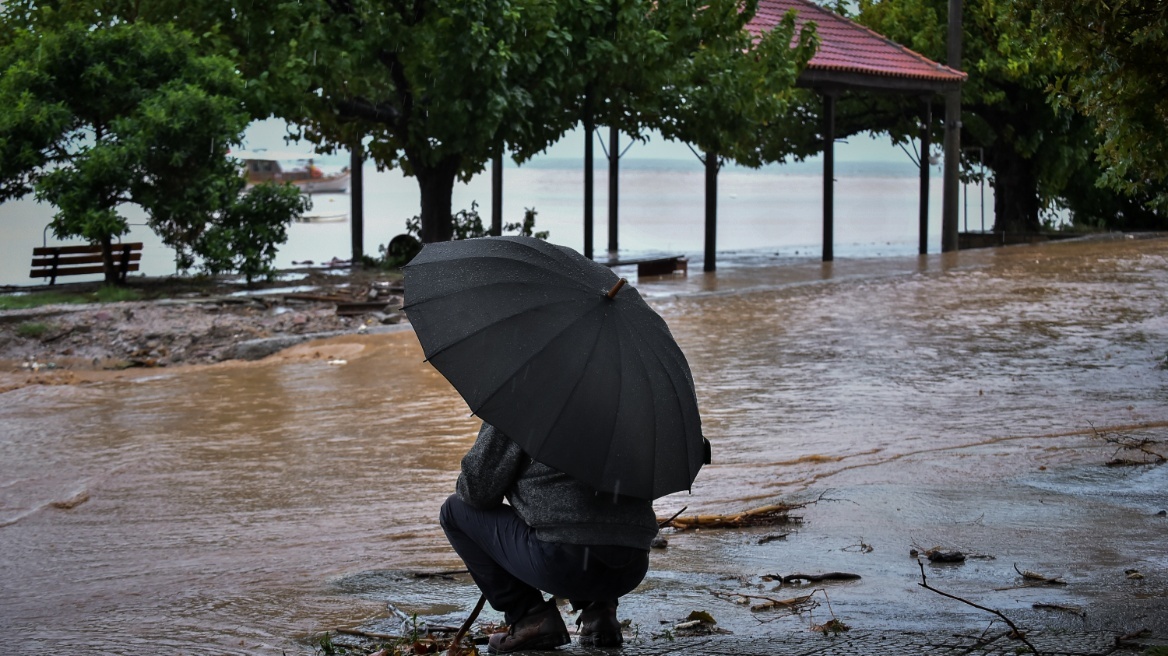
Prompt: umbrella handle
<box><xmin>446</xmin><ymin>593</ymin><xmax>487</xmax><ymax>655</ymax></box>
<box><xmin>606</xmin><ymin>278</ymin><xmax>627</xmax><ymax>299</ymax></box>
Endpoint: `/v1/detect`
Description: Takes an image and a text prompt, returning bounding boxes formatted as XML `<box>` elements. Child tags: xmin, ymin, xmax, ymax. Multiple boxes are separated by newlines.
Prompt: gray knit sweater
<box><xmin>455</xmin><ymin>423</ymin><xmax>659</xmax><ymax>550</ymax></box>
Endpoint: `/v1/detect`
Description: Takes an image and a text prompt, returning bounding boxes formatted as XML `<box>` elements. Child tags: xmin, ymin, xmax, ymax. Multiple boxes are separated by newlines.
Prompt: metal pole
<box><xmin>608</xmin><ymin>125</ymin><xmax>619</xmax><ymax>255</ymax></box>
<box><xmin>350</xmin><ymin>142</ymin><xmax>364</xmax><ymax>264</ymax></box>
<box><xmin>918</xmin><ymin>98</ymin><xmax>932</xmax><ymax>255</ymax></box>
<box><xmin>491</xmin><ymin>151</ymin><xmax>503</xmax><ymax>236</ymax></box>
<box><xmin>822</xmin><ymin>91</ymin><xmax>836</xmax><ymax>262</ymax></box>
<box><xmin>941</xmin><ymin>0</ymin><xmax>963</xmax><ymax>252</ymax></box>
<box><xmin>704</xmin><ymin>152</ymin><xmax>718</xmax><ymax>272</ymax></box>
<box><xmin>583</xmin><ymin>91</ymin><xmax>594</xmax><ymax>260</ymax></box>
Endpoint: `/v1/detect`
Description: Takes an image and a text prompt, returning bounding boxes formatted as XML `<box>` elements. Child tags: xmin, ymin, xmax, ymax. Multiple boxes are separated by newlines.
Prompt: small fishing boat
<box><xmin>233</xmin><ymin>149</ymin><xmax>351</xmax><ymax>194</ymax></box>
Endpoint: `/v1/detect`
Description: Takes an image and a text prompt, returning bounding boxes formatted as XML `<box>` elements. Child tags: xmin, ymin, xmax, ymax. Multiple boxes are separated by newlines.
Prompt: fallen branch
<box><xmin>711</xmin><ymin>590</ymin><xmax>817</xmax><ymax>612</ymax></box>
<box><xmin>916</xmin><ymin>560</ymin><xmax>1041</xmax><ymax>655</ymax></box>
<box><xmin>657</xmin><ymin>506</ymin><xmax>688</xmax><ymax>528</ymax></box>
<box><xmin>1090</xmin><ymin>422</ymin><xmax>1166</xmax><ymax>465</ymax></box>
<box><xmin>781</xmin><ymin>572</ymin><xmax>861</xmax><ymax>584</ymax></box>
<box><xmin>446</xmin><ymin>593</ymin><xmax>487</xmax><ymax>656</ymax></box>
<box><xmin>1032</xmin><ymin>602</ymin><xmax>1084</xmax><ymax>616</ymax></box>
<box><xmin>334</xmin><ymin>627</ymin><xmax>401</xmax><ymax>641</ymax></box>
<box><xmin>1014</xmin><ymin>563</ymin><xmax>1066</xmax><ymax>585</ymax></box>
<box><xmin>656</xmin><ymin>503</ymin><xmax>804</xmax><ymax>530</ymax></box>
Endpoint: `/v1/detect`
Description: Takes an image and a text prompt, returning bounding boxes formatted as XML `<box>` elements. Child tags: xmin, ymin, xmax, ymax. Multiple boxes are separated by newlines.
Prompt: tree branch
<box><xmin>331</xmin><ymin>97</ymin><xmax>403</xmax><ymax>127</ymax></box>
<box><xmin>916</xmin><ymin>560</ymin><xmax>1042</xmax><ymax>655</ymax></box>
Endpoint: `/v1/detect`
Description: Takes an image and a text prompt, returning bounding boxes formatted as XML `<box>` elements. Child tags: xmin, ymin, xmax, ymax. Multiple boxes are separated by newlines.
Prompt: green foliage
<box><xmin>505</xmin><ymin>208</ymin><xmax>550</xmax><ymax>241</ymax></box>
<box><xmin>0</xmin><ymin>286</ymin><xmax>141</xmax><ymax>309</ymax></box>
<box><xmin>195</xmin><ymin>183</ymin><xmax>310</xmax><ymax>284</ymax></box>
<box><xmin>0</xmin><ymin>292</ymin><xmax>83</xmax><ymax>310</ymax></box>
<box><xmin>1020</xmin><ymin>0</ymin><xmax>1168</xmax><ymax>217</ymax></box>
<box><xmin>15</xmin><ymin>321</ymin><xmax>50</xmax><ymax>339</ymax></box>
<box><xmin>0</xmin><ymin>18</ymin><xmax>306</xmax><ymax>282</ymax></box>
<box><xmin>782</xmin><ymin>0</ymin><xmax>1163</xmax><ymax>233</ymax></box>
<box><xmin>189</xmin><ymin>0</ymin><xmax>815</xmax><ymax>243</ymax></box>
<box><xmin>655</xmin><ymin>3</ymin><xmax>818</xmax><ymax>166</ymax></box>
<box><xmin>93</xmin><ymin>286</ymin><xmax>143</xmax><ymax>303</ymax></box>
<box><xmin>405</xmin><ymin>202</ymin><xmax>549</xmax><ymax>242</ymax></box>
<box><xmin>7</xmin><ymin>1</ymin><xmax>820</xmax><ymax>247</ymax></box>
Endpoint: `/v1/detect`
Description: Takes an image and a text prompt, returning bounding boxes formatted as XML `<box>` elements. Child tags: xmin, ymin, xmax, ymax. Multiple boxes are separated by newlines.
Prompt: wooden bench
<box><xmin>603</xmin><ymin>255</ymin><xmax>688</xmax><ymax>277</ymax></box>
<box><xmin>30</xmin><ymin>243</ymin><xmax>143</xmax><ymax>285</ymax></box>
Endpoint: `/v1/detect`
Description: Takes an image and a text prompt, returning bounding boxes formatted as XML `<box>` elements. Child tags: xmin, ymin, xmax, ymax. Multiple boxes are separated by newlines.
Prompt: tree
<box><xmin>8</xmin><ymin>0</ymin><xmax>825</xmax><ymax>248</ymax></box>
<box><xmin>0</xmin><ymin>18</ymin><xmax>307</xmax><ymax>283</ymax></box>
<box><xmin>1019</xmin><ymin>0</ymin><xmax>1168</xmax><ymax>219</ymax></box>
<box><xmin>196</xmin><ymin>0</ymin><xmax>819</xmax><ymax>245</ymax></box>
<box><xmin>763</xmin><ymin>0</ymin><xmax>1147</xmax><ymax>233</ymax></box>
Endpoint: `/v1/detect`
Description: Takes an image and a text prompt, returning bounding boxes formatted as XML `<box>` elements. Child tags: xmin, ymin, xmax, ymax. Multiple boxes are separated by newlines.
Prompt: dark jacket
<box><xmin>456</xmin><ymin>423</ymin><xmax>659</xmax><ymax>550</ymax></box>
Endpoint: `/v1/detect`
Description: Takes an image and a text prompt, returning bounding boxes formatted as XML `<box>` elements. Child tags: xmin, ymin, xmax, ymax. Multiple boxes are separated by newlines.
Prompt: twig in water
<box><xmin>781</xmin><ymin>572</ymin><xmax>862</xmax><ymax>584</ymax></box>
<box><xmin>1089</xmin><ymin>421</ymin><xmax>1166</xmax><ymax>465</ymax></box>
<box><xmin>657</xmin><ymin>506</ymin><xmax>688</xmax><ymax>528</ymax></box>
<box><xmin>1013</xmin><ymin>563</ymin><xmax>1066</xmax><ymax>585</ymax></box>
<box><xmin>916</xmin><ymin>559</ymin><xmax>1041</xmax><ymax>655</ymax></box>
<box><xmin>445</xmin><ymin>593</ymin><xmax>487</xmax><ymax>656</ymax></box>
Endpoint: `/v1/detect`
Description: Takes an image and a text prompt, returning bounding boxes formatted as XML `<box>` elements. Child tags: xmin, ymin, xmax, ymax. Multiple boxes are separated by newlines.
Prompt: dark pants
<box><xmin>439</xmin><ymin>494</ymin><xmax>649</xmax><ymax>624</ymax></box>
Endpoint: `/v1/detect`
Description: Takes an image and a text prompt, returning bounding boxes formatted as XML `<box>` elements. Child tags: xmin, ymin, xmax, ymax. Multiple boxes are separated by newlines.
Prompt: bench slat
<box><xmin>31</xmin><ymin>253</ymin><xmax>142</xmax><ymax>267</ymax></box>
<box><xmin>30</xmin><ymin>263</ymin><xmax>140</xmax><ymax>278</ymax></box>
<box><xmin>31</xmin><ymin>243</ymin><xmax>144</xmax><ymax>256</ymax></box>
<box><xmin>602</xmin><ymin>255</ymin><xmax>688</xmax><ymax>277</ymax></box>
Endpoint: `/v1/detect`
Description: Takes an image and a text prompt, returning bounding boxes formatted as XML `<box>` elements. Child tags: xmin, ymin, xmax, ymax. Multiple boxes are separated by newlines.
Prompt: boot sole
<box><xmin>488</xmin><ymin>631</ymin><xmax>570</xmax><ymax>653</ymax></box>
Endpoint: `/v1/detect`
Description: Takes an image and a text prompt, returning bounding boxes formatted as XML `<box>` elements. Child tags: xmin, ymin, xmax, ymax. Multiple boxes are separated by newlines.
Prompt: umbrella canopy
<box><xmin>402</xmin><ymin>236</ymin><xmax>705</xmax><ymax>500</ymax></box>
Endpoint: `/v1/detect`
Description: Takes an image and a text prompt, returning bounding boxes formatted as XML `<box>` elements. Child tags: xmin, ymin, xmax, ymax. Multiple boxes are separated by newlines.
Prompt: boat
<box><xmin>232</xmin><ymin>149</ymin><xmax>351</xmax><ymax>194</ymax></box>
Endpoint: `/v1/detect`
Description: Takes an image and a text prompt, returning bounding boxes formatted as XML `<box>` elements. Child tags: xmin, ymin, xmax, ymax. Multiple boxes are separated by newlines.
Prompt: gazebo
<box><xmin>745</xmin><ymin>0</ymin><xmax>966</xmax><ymax>266</ymax></box>
<box><xmin>487</xmin><ymin>0</ymin><xmax>966</xmax><ymax>269</ymax></box>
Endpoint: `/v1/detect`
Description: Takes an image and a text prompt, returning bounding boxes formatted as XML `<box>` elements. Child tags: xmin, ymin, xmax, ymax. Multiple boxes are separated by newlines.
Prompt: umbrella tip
<box><xmin>606</xmin><ymin>278</ymin><xmax>627</xmax><ymax>299</ymax></box>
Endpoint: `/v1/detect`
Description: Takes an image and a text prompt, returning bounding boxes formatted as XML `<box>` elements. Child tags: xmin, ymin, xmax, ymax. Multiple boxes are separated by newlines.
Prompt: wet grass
<box><xmin>15</xmin><ymin>321</ymin><xmax>50</xmax><ymax>338</ymax></box>
<box><xmin>0</xmin><ymin>285</ymin><xmax>143</xmax><ymax>310</ymax></box>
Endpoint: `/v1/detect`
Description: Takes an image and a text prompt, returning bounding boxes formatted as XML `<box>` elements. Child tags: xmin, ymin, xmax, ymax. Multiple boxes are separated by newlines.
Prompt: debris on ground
<box><xmin>1014</xmin><ymin>563</ymin><xmax>1067</xmax><ymax>585</ymax></box>
<box><xmin>656</xmin><ymin>503</ymin><xmax>805</xmax><ymax>531</ymax></box>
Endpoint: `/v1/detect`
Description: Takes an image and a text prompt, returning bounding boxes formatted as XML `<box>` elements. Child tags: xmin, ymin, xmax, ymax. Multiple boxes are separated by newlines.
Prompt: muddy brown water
<box><xmin>2</xmin><ymin>236</ymin><xmax>1167</xmax><ymax>653</ymax></box>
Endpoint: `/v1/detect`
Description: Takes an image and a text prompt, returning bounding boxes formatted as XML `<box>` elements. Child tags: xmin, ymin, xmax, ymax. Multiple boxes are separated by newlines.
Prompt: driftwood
<box><xmin>656</xmin><ymin>503</ymin><xmax>803</xmax><ymax>530</ymax></box>
<box><xmin>916</xmin><ymin>560</ymin><xmax>1042</xmax><ymax>655</ymax></box>
<box><xmin>1014</xmin><ymin>563</ymin><xmax>1067</xmax><ymax>585</ymax></box>
<box><xmin>780</xmin><ymin>572</ymin><xmax>861</xmax><ymax>584</ymax></box>
<box><xmin>712</xmin><ymin>590</ymin><xmax>817</xmax><ymax>613</ymax></box>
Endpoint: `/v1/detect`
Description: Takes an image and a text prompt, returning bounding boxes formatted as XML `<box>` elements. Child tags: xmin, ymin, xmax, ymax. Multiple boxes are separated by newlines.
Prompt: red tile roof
<box><xmin>748</xmin><ymin>0</ymin><xmax>966</xmax><ymax>88</ymax></box>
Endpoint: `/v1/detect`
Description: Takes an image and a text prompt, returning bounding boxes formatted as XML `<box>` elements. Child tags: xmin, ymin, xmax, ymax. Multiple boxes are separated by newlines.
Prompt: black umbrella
<box><xmin>402</xmin><ymin>235</ymin><xmax>705</xmax><ymax>500</ymax></box>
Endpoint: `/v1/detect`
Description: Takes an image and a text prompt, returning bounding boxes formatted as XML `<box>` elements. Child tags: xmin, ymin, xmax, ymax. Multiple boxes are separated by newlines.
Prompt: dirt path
<box><xmin>0</xmin><ymin>268</ymin><xmax>405</xmax><ymax>382</ymax></box>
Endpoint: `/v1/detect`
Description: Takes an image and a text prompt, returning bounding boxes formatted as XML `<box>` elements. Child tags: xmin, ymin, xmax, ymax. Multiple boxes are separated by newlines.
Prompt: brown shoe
<box><xmin>576</xmin><ymin>601</ymin><xmax>622</xmax><ymax>647</ymax></box>
<box><xmin>488</xmin><ymin>601</ymin><xmax>570</xmax><ymax>653</ymax></box>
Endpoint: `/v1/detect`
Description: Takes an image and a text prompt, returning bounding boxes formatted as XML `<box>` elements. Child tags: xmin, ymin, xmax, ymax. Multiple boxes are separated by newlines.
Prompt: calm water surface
<box><xmin>1</xmin><ymin>236</ymin><xmax>1166</xmax><ymax>652</ymax></box>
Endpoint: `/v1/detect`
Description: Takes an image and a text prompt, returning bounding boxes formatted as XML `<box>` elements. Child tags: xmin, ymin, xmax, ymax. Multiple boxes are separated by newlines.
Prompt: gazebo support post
<box><xmin>350</xmin><ymin>141</ymin><xmax>364</xmax><ymax>264</ymax></box>
<box><xmin>822</xmin><ymin>91</ymin><xmax>836</xmax><ymax>262</ymax></box>
<box><xmin>704</xmin><ymin>151</ymin><xmax>718</xmax><ymax>272</ymax></box>
<box><xmin>919</xmin><ymin>98</ymin><xmax>932</xmax><ymax>255</ymax></box>
<box><xmin>491</xmin><ymin>150</ymin><xmax>503</xmax><ymax>236</ymax></box>
<box><xmin>608</xmin><ymin>125</ymin><xmax>620</xmax><ymax>255</ymax></box>
<box><xmin>583</xmin><ymin>89</ymin><xmax>595</xmax><ymax>260</ymax></box>
<box><xmin>941</xmin><ymin>0</ymin><xmax>963</xmax><ymax>252</ymax></box>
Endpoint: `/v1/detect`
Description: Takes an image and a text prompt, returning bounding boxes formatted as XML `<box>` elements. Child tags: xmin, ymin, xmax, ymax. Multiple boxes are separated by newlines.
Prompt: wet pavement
<box><xmin>2</xmin><ymin>235</ymin><xmax>1167</xmax><ymax>654</ymax></box>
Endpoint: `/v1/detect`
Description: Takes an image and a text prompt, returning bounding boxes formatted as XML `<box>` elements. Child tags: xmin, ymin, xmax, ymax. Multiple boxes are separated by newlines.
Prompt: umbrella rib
<box><xmin>415</xmin><ymin>295</ymin><xmax>586</xmax><ymax>362</ymax></box>
<box><xmin>620</xmin><ymin>313</ymin><xmax>700</xmax><ymax>494</ymax></box>
<box><xmin>401</xmin><ymin>278</ymin><xmax>596</xmax><ymax>313</ymax></box>
<box><xmin>471</xmin><ymin>303</ymin><xmax>609</xmax><ymax>452</ymax></box>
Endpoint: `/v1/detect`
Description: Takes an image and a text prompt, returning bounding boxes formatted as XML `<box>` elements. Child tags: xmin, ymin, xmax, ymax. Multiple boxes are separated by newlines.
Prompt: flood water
<box><xmin>2</xmin><ymin>235</ymin><xmax>1167</xmax><ymax>653</ymax></box>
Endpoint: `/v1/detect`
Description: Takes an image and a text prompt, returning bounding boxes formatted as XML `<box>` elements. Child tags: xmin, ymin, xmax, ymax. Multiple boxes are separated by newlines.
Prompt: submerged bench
<box><xmin>602</xmin><ymin>255</ymin><xmax>688</xmax><ymax>277</ymax></box>
<box><xmin>30</xmin><ymin>242</ymin><xmax>143</xmax><ymax>285</ymax></box>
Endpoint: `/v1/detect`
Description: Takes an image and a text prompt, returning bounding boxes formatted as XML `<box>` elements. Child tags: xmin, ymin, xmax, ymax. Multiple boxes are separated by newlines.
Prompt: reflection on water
<box><xmin>2</xmin><ymin>236</ymin><xmax>1167</xmax><ymax>652</ymax></box>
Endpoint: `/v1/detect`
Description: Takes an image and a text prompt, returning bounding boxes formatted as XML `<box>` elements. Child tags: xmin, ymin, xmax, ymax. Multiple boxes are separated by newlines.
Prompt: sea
<box><xmin>0</xmin><ymin>142</ymin><xmax>992</xmax><ymax>287</ymax></box>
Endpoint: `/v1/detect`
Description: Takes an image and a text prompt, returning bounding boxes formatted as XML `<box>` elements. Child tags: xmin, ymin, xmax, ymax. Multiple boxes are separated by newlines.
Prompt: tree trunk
<box><xmin>99</xmin><ymin>234</ymin><xmax>120</xmax><ymax>285</ymax></box>
<box><xmin>414</xmin><ymin>156</ymin><xmax>461</xmax><ymax>243</ymax></box>
<box><xmin>989</xmin><ymin>148</ymin><xmax>1041</xmax><ymax>234</ymax></box>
